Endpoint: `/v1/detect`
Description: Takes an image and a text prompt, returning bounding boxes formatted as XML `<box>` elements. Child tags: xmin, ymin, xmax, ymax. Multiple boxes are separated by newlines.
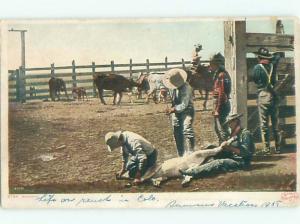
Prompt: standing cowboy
<box><xmin>210</xmin><ymin>53</ymin><xmax>232</xmax><ymax>144</ymax></box>
<box><xmin>105</xmin><ymin>130</ymin><xmax>158</xmax><ymax>185</ymax></box>
<box><xmin>180</xmin><ymin>113</ymin><xmax>254</xmax><ymax>187</ymax></box>
<box><xmin>252</xmin><ymin>47</ymin><xmax>283</xmax><ymax>155</ymax></box>
<box><xmin>163</xmin><ymin>68</ymin><xmax>195</xmax><ymax>157</ymax></box>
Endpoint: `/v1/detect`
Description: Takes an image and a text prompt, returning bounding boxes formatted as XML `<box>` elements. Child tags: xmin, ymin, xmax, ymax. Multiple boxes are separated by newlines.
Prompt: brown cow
<box><xmin>185</xmin><ymin>65</ymin><xmax>213</xmax><ymax>110</ymax></box>
<box><xmin>72</xmin><ymin>87</ymin><xmax>87</xmax><ymax>101</ymax></box>
<box><xmin>48</xmin><ymin>77</ymin><xmax>69</xmax><ymax>101</ymax></box>
<box><xmin>93</xmin><ymin>74</ymin><xmax>138</xmax><ymax>105</ymax></box>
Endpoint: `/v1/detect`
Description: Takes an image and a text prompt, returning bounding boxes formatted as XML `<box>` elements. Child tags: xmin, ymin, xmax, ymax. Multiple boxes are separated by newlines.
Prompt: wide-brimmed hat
<box><xmin>105</xmin><ymin>131</ymin><xmax>122</xmax><ymax>152</ymax></box>
<box><xmin>253</xmin><ymin>47</ymin><xmax>273</xmax><ymax>59</ymax></box>
<box><xmin>223</xmin><ymin>113</ymin><xmax>243</xmax><ymax>125</ymax></box>
<box><xmin>210</xmin><ymin>52</ymin><xmax>225</xmax><ymax>65</ymax></box>
<box><xmin>162</xmin><ymin>68</ymin><xmax>187</xmax><ymax>90</ymax></box>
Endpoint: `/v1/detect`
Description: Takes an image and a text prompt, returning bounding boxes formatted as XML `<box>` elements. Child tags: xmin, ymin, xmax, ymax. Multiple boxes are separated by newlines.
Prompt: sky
<box><xmin>7</xmin><ymin>18</ymin><xmax>294</xmax><ymax>70</ymax></box>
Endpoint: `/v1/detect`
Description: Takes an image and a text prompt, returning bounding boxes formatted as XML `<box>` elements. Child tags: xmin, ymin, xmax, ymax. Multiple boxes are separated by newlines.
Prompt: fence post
<box><xmin>72</xmin><ymin>60</ymin><xmax>77</xmax><ymax>88</ymax></box>
<box><xmin>15</xmin><ymin>69</ymin><xmax>20</xmax><ymax>101</ymax></box>
<box><xmin>92</xmin><ymin>62</ymin><xmax>97</xmax><ymax>97</ymax></box>
<box><xmin>129</xmin><ymin>58</ymin><xmax>133</xmax><ymax>77</ymax></box>
<box><xmin>18</xmin><ymin>66</ymin><xmax>26</xmax><ymax>103</ymax></box>
<box><xmin>181</xmin><ymin>58</ymin><xmax>185</xmax><ymax>68</ymax></box>
<box><xmin>165</xmin><ymin>56</ymin><xmax>168</xmax><ymax>69</ymax></box>
<box><xmin>111</xmin><ymin>60</ymin><xmax>115</xmax><ymax>73</ymax></box>
<box><xmin>146</xmin><ymin>59</ymin><xmax>150</xmax><ymax>73</ymax></box>
<box><xmin>224</xmin><ymin>21</ymin><xmax>247</xmax><ymax>127</ymax></box>
<box><xmin>51</xmin><ymin>63</ymin><xmax>55</xmax><ymax>77</ymax></box>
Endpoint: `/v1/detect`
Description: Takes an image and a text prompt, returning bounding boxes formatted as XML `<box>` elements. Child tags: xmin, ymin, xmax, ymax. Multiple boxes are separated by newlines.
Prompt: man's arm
<box><xmin>251</xmin><ymin>65</ymin><xmax>262</xmax><ymax>84</ymax></box>
<box><xmin>174</xmin><ymin>85</ymin><xmax>192</xmax><ymax>113</ymax></box>
<box><xmin>119</xmin><ymin>146</ymin><xmax>128</xmax><ymax>175</ymax></box>
<box><xmin>133</xmin><ymin>141</ymin><xmax>148</xmax><ymax>183</ymax></box>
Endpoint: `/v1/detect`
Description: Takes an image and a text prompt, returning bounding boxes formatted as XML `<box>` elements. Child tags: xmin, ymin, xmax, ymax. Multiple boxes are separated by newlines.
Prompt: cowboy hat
<box><xmin>210</xmin><ymin>52</ymin><xmax>225</xmax><ymax>65</ymax></box>
<box><xmin>223</xmin><ymin>113</ymin><xmax>243</xmax><ymax>126</ymax></box>
<box><xmin>253</xmin><ymin>47</ymin><xmax>273</xmax><ymax>59</ymax></box>
<box><xmin>105</xmin><ymin>131</ymin><xmax>122</xmax><ymax>152</ymax></box>
<box><xmin>162</xmin><ymin>68</ymin><xmax>187</xmax><ymax>90</ymax></box>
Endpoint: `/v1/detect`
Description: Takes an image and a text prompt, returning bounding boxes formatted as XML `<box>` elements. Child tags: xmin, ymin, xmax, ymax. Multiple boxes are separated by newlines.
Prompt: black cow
<box><xmin>48</xmin><ymin>77</ymin><xmax>69</xmax><ymax>101</ymax></box>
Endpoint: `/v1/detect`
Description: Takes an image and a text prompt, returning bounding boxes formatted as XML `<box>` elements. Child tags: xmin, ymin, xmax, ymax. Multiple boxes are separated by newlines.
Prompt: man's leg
<box><xmin>270</xmin><ymin>101</ymin><xmax>281</xmax><ymax>153</ymax></box>
<box><xmin>126</xmin><ymin>156</ymin><xmax>138</xmax><ymax>178</ymax></box>
<box><xmin>214</xmin><ymin>101</ymin><xmax>230</xmax><ymax>144</ymax></box>
<box><xmin>180</xmin><ymin>158</ymin><xmax>241</xmax><ymax>186</ymax></box>
<box><xmin>258</xmin><ymin>99</ymin><xmax>271</xmax><ymax>154</ymax></box>
<box><xmin>172</xmin><ymin>114</ymin><xmax>185</xmax><ymax>157</ymax></box>
<box><xmin>182</xmin><ymin>111</ymin><xmax>195</xmax><ymax>155</ymax></box>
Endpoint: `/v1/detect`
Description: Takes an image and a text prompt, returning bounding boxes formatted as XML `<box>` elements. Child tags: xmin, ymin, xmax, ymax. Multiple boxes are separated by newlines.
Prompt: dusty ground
<box><xmin>9</xmin><ymin>95</ymin><xmax>297</xmax><ymax>193</ymax></box>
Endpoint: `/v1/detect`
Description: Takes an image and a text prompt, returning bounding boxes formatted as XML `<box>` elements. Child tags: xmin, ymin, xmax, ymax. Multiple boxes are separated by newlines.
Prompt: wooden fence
<box><xmin>9</xmin><ymin>57</ymin><xmax>197</xmax><ymax>102</ymax></box>
<box><xmin>224</xmin><ymin>21</ymin><xmax>296</xmax><ymax>149</ymax></box>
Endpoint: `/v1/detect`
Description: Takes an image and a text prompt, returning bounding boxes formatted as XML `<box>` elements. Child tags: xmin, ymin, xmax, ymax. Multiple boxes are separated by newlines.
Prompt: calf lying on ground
<box><xmin>72</xmin><ymin>87</ymin><xmax>87</xmax><ymax>101</ymax></box>
<box><xmin>141</xmin><ymin>136</ymin><xmax>237</xmax><ymax>187</ymax></box>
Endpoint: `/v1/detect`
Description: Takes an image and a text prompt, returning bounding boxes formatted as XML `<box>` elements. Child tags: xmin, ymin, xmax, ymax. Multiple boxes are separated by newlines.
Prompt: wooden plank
<box><xmin>246</xmin><ymin>33</ymin><xmax>294</xmax><ymax>53</ymax></box>
<box><xmin>247</xmin><ymin>95</ymin><xmax>295</xmax><ymax>107</ymax></box>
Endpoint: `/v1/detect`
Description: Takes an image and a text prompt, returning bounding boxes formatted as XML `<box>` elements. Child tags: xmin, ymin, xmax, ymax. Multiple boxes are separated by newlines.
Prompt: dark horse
<box><xmin>93</xmin><ymin>73</ymin><xmax>138</xmax><ymax>105</ymax></box>
<box><xmin>185</xmin><ymin>65</ymin><xmax>214</xmax><ymax>110</ymax></box>
<box><xmin>48</xmin><ymin>77</ymin><xmax>69</xmax><ymax>101</ymax></box>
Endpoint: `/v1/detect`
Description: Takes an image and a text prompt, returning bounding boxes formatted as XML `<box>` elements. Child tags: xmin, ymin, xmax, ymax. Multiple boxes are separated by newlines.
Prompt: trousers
<box><xmin>257</xmin><ymin>90</ymin><xmax>281</xmax><ymax>150</ymax></box>
<box><xmin>213</xmin><ymin>99</ymin><xmax>231</xmax><ymax>143</ymax></box>
<box><xmin>171</xmin><ymin>109</ymin><xmax>195</xmax><ymax>157</ymax></box>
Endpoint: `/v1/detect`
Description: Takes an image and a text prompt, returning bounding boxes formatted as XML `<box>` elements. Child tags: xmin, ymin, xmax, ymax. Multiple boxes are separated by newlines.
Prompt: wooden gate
<box><xmin>224</xmin><ymin>20</ymin><xmax>296</xmax><ymax>150</ymax></box>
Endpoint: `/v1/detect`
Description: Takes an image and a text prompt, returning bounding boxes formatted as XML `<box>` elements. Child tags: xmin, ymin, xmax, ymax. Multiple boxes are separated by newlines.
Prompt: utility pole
<box><xmin>9</xmin><ymin>28</ymin><xmax>27</xmax><ymax>103</ymax></box>
<box><xmin>8</xmin><ymin>28</ymin><xmax>27</xmax><ymax>69</ymax></box>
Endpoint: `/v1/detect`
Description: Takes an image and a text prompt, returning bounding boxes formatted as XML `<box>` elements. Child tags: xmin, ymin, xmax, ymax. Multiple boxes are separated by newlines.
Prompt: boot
<box><xmin>261</xmin><ymin>130</ymin><xmax>271</xmax><ymax>155</ymax></box>
<box><xmin>274</xmin><ymin>132</ymin><xmax>282</xmax><ymax>154</ymax></box>
<box><xmin>173</xmin><ymin>127</ymin><xmax>185</xmax><ymax>157</ymax></box>
<box><xmin>185</xmin><ymin>137</ymin><xmax>195</xmax><ymax>156</ymax></box>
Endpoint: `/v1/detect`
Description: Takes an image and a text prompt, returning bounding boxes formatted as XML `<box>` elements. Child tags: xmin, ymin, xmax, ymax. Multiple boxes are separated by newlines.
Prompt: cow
<box><xmin>48</xmin><ymin>77</ymin><xmax>69</xmax><ymax>101</ymax></box>
<box><xmin>72</xmin><ymin>87</ymin><xmax>87</xmax><ymax>101</ymax></box>
<box><xmin>93</xmin><ymin>73</ymin><xmax>138</xmax><ymax>105</ymax></box>
<box><xmin>185</xmin><ymin>64</ymin><xmax>214</xmax><ymax>110</ymax></box>
<box><xmin>141</xmin><ymin>136</ymin><xmax>237</xmax><ymax>187</ymax></box>
<box><xmin>136</xmin><ymin>72</ymin><xmax>169</xmax><ymax>103</ymax></box>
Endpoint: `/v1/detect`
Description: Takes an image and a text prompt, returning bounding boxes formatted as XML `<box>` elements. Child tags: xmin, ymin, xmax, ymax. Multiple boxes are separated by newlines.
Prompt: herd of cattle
<box><xmin>47</xmin><ymin>65</ymin><xmax>214</xmax><ymax>107</ymax></box>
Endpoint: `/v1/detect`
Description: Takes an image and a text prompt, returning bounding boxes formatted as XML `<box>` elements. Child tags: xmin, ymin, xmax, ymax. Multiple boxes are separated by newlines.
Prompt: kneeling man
<box><xmin>105</xmin><ymin>131</ymin><xmax>157</xmax><ymax>185</ymax></box>
<box><xmin>180</xmin><ymin>113</ymin><xmax>255</xmax><ymax>186</ymax></box>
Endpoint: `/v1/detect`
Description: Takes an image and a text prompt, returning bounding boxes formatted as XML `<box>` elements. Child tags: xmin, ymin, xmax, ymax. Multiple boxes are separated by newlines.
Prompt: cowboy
<box><xmin>252</xmin><ymin>47</ymin><xmax>283</xmax><ymax>155</ymax></box>
<box><xmin>210</xmin><ymin>53</ymin><xmax>232</xmax><ymax>144</ymax></box>
<box><xmin>105</xmin><ymin>131</ymin><xmax>157</xmax><ymax>184</ymax></box>
<box><xmin>180</xmin><ymin>113</ymin><xmax>254</xmax><ymax>187</ymax></box>
<box><xmin>163</xmin><ymin>68</ymin><xmax>195</xmax><ymax>157</ymax></box>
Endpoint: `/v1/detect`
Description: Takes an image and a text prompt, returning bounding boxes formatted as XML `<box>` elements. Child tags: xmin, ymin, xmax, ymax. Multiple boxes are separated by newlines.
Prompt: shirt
<box><xmin>121</xmin><ymin>131</ymin><xmax>155</xmax><ymax>165</ymax></box>
<box><xmin>213</xmin><ymin>66</ymin><xmax>231</xmax><ymax>113</ymax></box>
<box><xmin>169</xmin><ymin>82</ymin><xmax>194</xmax><ymax>113</ymax></box>
<box><xmin>251</xmin><ymin>53</ymin><xmax>281</xmax><ymax>93</ymax></box>
<box><xmin>230</xmin><ymin>128</ymin><xmax>255</xmax><ymax>165</ymax></box>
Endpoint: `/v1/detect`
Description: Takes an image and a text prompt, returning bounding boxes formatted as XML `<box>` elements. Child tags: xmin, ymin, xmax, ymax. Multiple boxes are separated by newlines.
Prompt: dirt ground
<box><xmin>8</xmin><ymin>95</ymin><xmax>297</xmax><ymax>193</ymax></box>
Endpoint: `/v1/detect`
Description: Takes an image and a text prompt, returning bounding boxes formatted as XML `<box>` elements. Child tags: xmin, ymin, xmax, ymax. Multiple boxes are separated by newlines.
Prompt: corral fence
<box><xmin>224</xmin><ymin>20</ymin><xmax>296</xmax><ymax>149</ymax></box>
<box><xmin>9</xmin><ymin>57</ymin><xmax>207</xmax><ymax>102</ymax></box>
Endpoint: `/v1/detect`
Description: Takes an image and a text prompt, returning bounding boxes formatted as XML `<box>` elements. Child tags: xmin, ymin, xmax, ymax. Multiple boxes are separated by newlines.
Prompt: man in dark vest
<box><xmin>210</xmin><ymin>53</ymin><xmax>232</xmax><ymax>144</ymax></box>
<box><xmin>252</xmin><ymin>47</ymin><xmax>283</xmax><ymax>155</ymax></box>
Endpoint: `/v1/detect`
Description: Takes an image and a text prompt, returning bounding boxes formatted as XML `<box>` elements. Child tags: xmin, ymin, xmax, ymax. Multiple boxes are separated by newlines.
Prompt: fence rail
<box><xmin>9</xmin><ymin>57</ymin><xmax>200</xmax><ymax>102</ymax></box>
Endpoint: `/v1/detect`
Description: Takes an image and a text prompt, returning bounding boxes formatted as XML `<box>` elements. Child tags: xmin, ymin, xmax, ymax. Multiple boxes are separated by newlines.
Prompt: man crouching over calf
<box><xmin>105</xmin><ymin>131</ymin><xmax>158</xmax><ymax>185</ymax></box>
<box><xmin>180</xmin><ymin>113</ymin><xmax>255</xmax><ymax>187</ymax></box>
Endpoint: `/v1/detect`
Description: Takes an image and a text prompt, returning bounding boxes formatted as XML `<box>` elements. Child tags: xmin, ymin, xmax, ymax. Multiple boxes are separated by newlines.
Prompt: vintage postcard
<box><xmin>1</xmin><ymin>17</ymin><xmax>299</xmax><ymax>208</ymax></box>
